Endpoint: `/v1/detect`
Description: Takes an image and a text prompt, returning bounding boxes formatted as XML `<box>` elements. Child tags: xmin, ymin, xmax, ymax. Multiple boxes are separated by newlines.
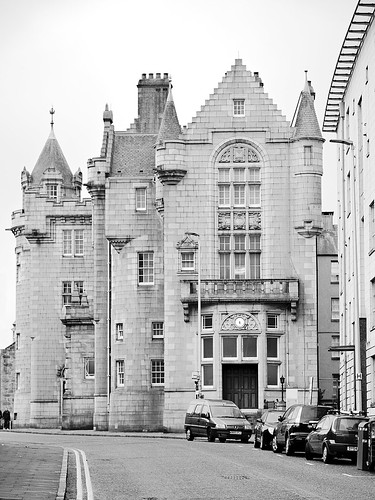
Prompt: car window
<box><xmin>337</xmin><ymin>418</ymin><xmax>366</xmax><ymax>432</ymax></box>
<box><xmin>288</xmin><ymin>406</ymin><xmax>301</xmax><ymax>422</ymax></box>
<box><xmin>211</xmin><ymin>405</ymin><xmax>243</xmax><ymax>418</ymax></box>
<box><xmin>319</xmin><ymin>416</ymin><xmax>332</xmax><ymax>431</ymax></box>
<box><xmin>265</xmin><ymin>411</ymin><xmax>284</xmax><ymax>424</ymax></box>
<box><xmin>301</xmin><ymin>406</ymin><xmax>330</xmax><ymax>422</ymax></box>
<box><xmin>187</xmin><ymin>403</ymin><xmax>197</xmax><ymax>415</ymax></box>
<box><xmin>201</xmin><ymin>405</ymin><xmax>209</xmax><ymax>417</ymax></box>
<box><xmin>193</xmin><ymin>404</ymin><xmax>203</xmax><ymax>416</ymax></box>
<box><xmin>282</xmin><ymin>406</ymin><xmax>295</xmax><ymax>420</ymax></box>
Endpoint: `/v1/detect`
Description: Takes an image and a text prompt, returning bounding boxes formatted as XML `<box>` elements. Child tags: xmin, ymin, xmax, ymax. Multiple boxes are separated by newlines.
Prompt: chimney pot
<box><xmin>163</xmin><ymin>73</ymin><xmax>168</xmax><ymax>79</ymax></box>
<box><xmin>149</xmin><ymin>73</ymin><xmax>154</xmax><ymax>79</ymax></box>
<box><xmin>142</xmin><ymin>73</ymin><xmax>146</xmax><ymax>79</ymax></box>
<box><xmin>156</xmin><ymin>73</ymin><xmax>161</xmax><ymax>79</ymax></box>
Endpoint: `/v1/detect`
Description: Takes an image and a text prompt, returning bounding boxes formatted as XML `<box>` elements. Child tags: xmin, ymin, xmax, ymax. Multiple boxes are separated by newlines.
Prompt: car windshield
<box><xmin>265</xmin><ymin>412</ymin><xmax>283</xmax><ymax>424</ymax></box>
<box><xmin>336</xmin><ymin>418</ymin><xmax>365</xmax><ymax>432</ymax></box>
<box><xmin>211</xmin><ymin>406</ymin><xmax>243</xmax><ymax>418</ymax></box>
<box><xmin>301</xmin><ymin>406</ymin><xmax>330</xmax><ymax>421</ymax></box>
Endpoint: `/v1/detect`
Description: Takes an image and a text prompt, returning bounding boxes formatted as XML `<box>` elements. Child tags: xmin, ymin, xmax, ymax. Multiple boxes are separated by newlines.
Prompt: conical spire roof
<box><xmin>157</xmin><ymin>85</ymin><xmax>181</xmax><ymax>144</ymax></box>
<box><xmin>31</xmin><ymin>127</ymin><xmax>73</xmax><ymax>186</ymax></box>
<box><xmin>293</xmin><ymin>74</ymin><xmax>323</xmax><ymax>141</ymax></box>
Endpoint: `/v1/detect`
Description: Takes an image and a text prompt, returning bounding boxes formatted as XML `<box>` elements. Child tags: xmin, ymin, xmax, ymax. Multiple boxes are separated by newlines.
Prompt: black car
<box><xmin>272</xmin><ymin>404</ymin><xmax>333</xmax><ymax>455</ymax></box>
<box><xmin>254</xmin><ymin>409</ymin><xmax>284</xmax><ymax>449</ymax></box>
<box><xmin>305</xmin><ymin>414</ymin><xmax>368</xmax><ymax>464</ymax></box>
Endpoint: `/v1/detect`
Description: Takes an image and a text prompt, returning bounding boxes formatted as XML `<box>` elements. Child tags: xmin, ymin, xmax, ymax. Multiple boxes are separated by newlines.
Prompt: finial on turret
<box><xmin>50</xmin><ymin>107</ymin><xmax>55</xmax><ymax>128</ymax></box>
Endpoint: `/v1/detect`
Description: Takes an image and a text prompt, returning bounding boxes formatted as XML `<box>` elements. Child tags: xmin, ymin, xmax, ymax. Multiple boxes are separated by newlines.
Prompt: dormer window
<box><xmin>233</xmin><ymin>99</ymin><xmax>245</xmax><ymax>116</ymax></box>
<box><xmin>47</xmin><ymin>184</ymin><xmax>58</xmax><ymax>199</ymax></box>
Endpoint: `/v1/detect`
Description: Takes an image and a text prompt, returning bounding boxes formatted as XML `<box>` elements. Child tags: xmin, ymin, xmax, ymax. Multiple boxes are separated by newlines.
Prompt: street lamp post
<box><xmin>185</xmin><ymin>232</ymin><xmax>201</xmax><ymax>397</ymax></box>
<box><xmin>280</xmin><ymin>375</ymin><xmax>285</xmax><ymax>402</ymax></box>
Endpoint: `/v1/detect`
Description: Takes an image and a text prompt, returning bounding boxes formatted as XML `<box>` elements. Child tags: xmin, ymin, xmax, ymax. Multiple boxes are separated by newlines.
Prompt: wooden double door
<box><xmin>222</xmin><ymin>364</ymin><xmax>258</xmax><ymax>409</ymax></box>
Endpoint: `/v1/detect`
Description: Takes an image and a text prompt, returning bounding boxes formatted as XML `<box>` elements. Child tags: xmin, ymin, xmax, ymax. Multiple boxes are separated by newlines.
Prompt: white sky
<box><xmin>0</xmin><ymin>0</ymin><xmax>357</xmax><ymax>348</ymax></box>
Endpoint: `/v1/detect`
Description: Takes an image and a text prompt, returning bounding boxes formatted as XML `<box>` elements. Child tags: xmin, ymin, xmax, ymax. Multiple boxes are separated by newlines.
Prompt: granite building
<box><xmin>10</xmin><ymin>59</ymin><xmax>324</xmax><ymax>430</ymax></box>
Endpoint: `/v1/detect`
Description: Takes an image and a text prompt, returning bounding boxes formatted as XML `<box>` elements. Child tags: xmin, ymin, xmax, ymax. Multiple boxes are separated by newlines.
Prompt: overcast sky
<box><xmin>0</xmin><ymin>0</ymin><xmax>357</xmax><ymax>348</ymax></box>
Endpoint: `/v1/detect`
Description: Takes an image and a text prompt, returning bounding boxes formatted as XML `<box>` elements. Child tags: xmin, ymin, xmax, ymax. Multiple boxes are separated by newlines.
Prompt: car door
<box><xmin>308</xmin><ymin>417</ymin><xmax>325</xmax><ymax>454</ymax></box>
<box><xmin>192</xmin><ymin>403</ymin><xmax>203</xmax><ymax>436</ymax></box>
<box><xmin>280</xmin><ymin>406</ymin><xmax>300</xmax><ymax>446</ymax></box>
<box><xmin>277</xmin><ymin>406</ymin><xmax>295</xmax><ymax>445</ymax></box>
<box><xmin>312</xmin><ymin>416</ymin><xmax>331</xmax><ymax>454</ymax></box>
<box><xmin>199</xmin><ymin>404</ymin><xmax>210</xmax><ymax>435</ymax></box>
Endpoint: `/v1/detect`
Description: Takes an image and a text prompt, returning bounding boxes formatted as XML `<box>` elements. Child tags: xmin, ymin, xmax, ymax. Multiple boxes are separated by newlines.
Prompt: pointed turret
<box><xmin>157</xmin><ymin>83</ymin><xmax>181</xmax><ymax>144</ymax></box>
<box><xmin>293</xmin><ymin>72</ymin><xmax>323</xmax><ymax>141</ymax></box>
<box><xmin>30</xmin><ymin>113</ymin><xmax>73</xmax><ymax>187</ymax></box>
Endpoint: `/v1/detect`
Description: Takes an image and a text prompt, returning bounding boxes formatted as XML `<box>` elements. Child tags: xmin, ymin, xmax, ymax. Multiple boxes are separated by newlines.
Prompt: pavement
<box><xmin>0</xmin><ymin>428</ymin><xmax>184</xmax><ymax>500</ymax></box>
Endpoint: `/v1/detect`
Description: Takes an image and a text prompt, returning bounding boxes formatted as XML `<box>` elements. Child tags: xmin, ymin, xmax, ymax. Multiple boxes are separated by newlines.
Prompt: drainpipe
<box><xmin>107</xmin><ymin>241</ymin><xmax>112</xmax><ymax>414</ymax></box>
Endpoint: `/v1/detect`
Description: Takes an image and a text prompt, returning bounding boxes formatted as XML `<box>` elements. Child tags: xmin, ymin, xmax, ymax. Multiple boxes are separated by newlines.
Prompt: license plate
<box><xmin>230</xmin><ymin>431</ymin><xmax>241</xmax><ymax>435</ymax></box>
<box><xmin>347</xmin><ymin>446</ymin><xmax>357</xmax><ymax>452</ymax></box>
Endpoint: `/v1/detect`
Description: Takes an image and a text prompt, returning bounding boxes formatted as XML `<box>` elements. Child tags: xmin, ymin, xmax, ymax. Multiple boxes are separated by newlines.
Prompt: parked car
<box><xmin>254</xmin><ymin>409</ymin><xmax>284</xmax><ymax>449</ymax></box>
<box><xmin>184</xmin><ymin>399</ymin><xmax>252</xmax><ymax>443</ymax></box>
<box><xmin>305</xmin><ymin>414</ymin><xmax>368</xmax><ymax>464</ymax></box>
<box><xmin>272</xmin><ymin>404</ymin><xmax>333</xmax><ymax>455</ymax></box>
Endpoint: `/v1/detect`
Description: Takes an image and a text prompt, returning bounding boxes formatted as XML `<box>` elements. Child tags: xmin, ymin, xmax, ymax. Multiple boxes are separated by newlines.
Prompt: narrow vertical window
<box><xmin>202</xmin><ymin>337</ymin><xmax>213</xmax><ymax>359</ymax></box>
<box><xmin>62</xmin><ymin>281</ymin><xmax>72</xmax><ymax>305</ymax></box>
<box><xmin>151</xmin><ymin>360</ymin><xmax>164</xmax><ymax>385</ymax></box>
<box><xmin>304</xmin><ymin>146</ymin><xmax>312</xmax><ymax>166</ymax></box>
<box><xmin>84</xmin><ymin>358</ymin><xmax>95</xmax><ymax>379</ymax></box>
<box><xmin>267</xmin><ymin>337</ymin><xmax>278</xmax><ymax>358</ymax></box>
<box><xmin>74</xmin><ymin>230</ymin><xmax>84</xmax><ymax>256</ymax></box>
<box><xmin>152</xmin><ymin>322</ymin><xmax>164</xmax><ymax>338</ymax></box>
<box><xmin>116</xmin><ymin>360</ymin><xmax>125</xmax><ymax>387</ymax></box>
<box><xmin>330</xmin><ymin>260</ymin><xmax>339</xmax><ymax>283</ymax></box>
<box><xmin>63</xmin><ymin>230</ymin><xmax>72</xmax><ymax>255</ymax></box>
<box><xmin>135</xmin><ymin>187</ymin><xmax>147</xmax><ymax>211</ymax></box>
<box><xmin>202</xmin><ymin>364</ymin><xmax>213</xmax><ymax>387</ymax></box>
<box><xmin>116</xmin><ymin>323</ymin><xmax>124</xmax><ymax>341</ymax></box>
<box><xmin>331</xmin><ymin>298</ymin><xmax>340</xmax><ymax>321</ymax></box>
<box><xmin>47</xmin><ymin>184</ymin><xmax>58</xmax><ymax>199</ymax></box>
<box><xmin>181</xmin><ymin>251</ymin><xmax>195</xmax><ymax>271</ymax></box>
<box><xmin>202</xmin><ymin>314</ymin><xmax>213</xmax><ymax>330</ymax></box>
<box><xmin>16</xmin><ymin>372</ymin><xmax>20</xmax><ymax>390</ymax></box>
<box><xmin>267</xmin><ymin>364</ymin><xmax>278</xmax><ymax>386</ymax></box>
<box><xmin>138</xmin><ymin>252</ymin><xmax>154</xmax><ymax>285</ymax></box>
<box><xmin>331</xmin><ymin>335</ymin><xmax>340</xmax><ymax>360</ymax></box>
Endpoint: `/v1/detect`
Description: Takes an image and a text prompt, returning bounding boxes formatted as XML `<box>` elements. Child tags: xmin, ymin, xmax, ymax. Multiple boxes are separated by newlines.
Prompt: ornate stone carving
<box><xmin>218</xmin><ymin>212</ymin><xmax>231</xmax><ymax>230</ymax></box>
<box><xmin>219</xmin><ymin>149</ymin><xmax>231</xmax><ymax>163</ymax></box>
<box><xmin>249</xmin><ymin>212</ymin><xmax>261</xmax><ymax>230</ymax></box>
<box><xmin>221</xmin><ymin>313</ymin><xmax>260</xmax><ymax>331</ymax></box>
<box><xmin>233</xmin><ymin>147</ymin><xmax>246</xmax><ymax>163</ymax></box>
<box><xmin>233</xmin><ymin>212</ymin><xmax>246</xmax><ymax>230</ymax></box>
<box><xmin>218</xmin><ymin>146</ymin><xmax>260</xmax><ymax>164</ymax></box>
<box><xmin>248</xmin><ymin>149</ymin><xmax>260</xmax><ymax>162</ymax></box>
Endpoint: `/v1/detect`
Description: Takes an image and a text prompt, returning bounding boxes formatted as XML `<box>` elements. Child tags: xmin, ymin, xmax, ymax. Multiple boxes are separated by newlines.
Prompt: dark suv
<box><xmin>272</xmin><ymin>404</ymin><xmax>333</xmax><ymax>455</ymax></box>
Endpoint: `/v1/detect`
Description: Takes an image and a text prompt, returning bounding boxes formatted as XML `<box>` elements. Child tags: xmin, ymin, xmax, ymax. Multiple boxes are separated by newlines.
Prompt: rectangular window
<box><xmin>243</xmin><ymin>337</ymin><xmax>257</xmax><ymax>358</ymax></box>
<box><xmin>218</xmin><ymin>168</ymin><xmax>230</xmax><ymax>182</ymax></box>
<box><xmin>16</xmin><ymin>253</ymin><xmax>21</xmax><ymax>283</ymax></box>
<box><xmin>249</xmin><ymin>184</ymin><xmax>260</xmax><ymax>205</ymax></box>
<box><xmin>223</xmin><ymin>337</ymin><xmax>237</xmax><ymax>358</ymax></box>
<box><xmin>248</xmin><ymin>168</ymin><xmax>260</xmax><ymax>182</ymax></box>
<box><xmin>370</xmin><ymin>202</ymin><xmax>375</xmax><ymax>252</ymax></box>
<box><xmin>219</xmin><ymin>185</ymin><xmax>230</xmax><ymax>206</ymax></box>
<box><xmin>116</xmin><ymin>360</ymin><xmax>125</xmax><ymax>387</ymax></box>
<box><xmin>202</xmin><ymin>337</ymin><xmax>213</xmax><ymax>359</ymax></box>
<box><xmin>330</xmin><ymin>260</ymin><xmax>339</xmax><ymax>283</ymax></box>
<box><xmin>267</xmin><ymin>364</ymin><xmax>278</xmax><ymax>386</ymax></box>
<box><xmin>233</xmin><ymin>99</ymin><xmax>245</xmax><ymax>116</ymax></box>
<box><xmin>151</xmin><ymin>359</ymin><xmax>164</xmax><ymax>385</ymax></box>
<box><xmin>16</xmin><ymin>333</ymin><xmax>20</xmax><ymax>350</ymax></box>
<box><xmin>233</xmin><ymin>168</ymin><xmax>245</xmax><ymax>182</ymax></box>
<box><xmin>267</xmin><ymin>337</ymin><xmax>278</xmax><ymax>358</ymax></box>
<box><xmin>347</xmin><ymin>172</ymin><xmax>351</xmax><ymax>215</ymax></box>
<box><xmin>202</xmin><ymin>315</ymin><xmax>213</xmax><ymax>330</ymax></box>
<box><xmin>47</xmin><ymin>184</ymin><xmax>58</xmax><ymax>199</ymax></box>
<box><xmin>84</xmin><ymin>358</ymin><xmax>95</xmax><ymax>379</ymax></box>
<box><xmin>249</xmin><ymin>234</ymin><xmax>261</xmax><ymax>251</ymax></box>
<box><xmin>219</xmin><ymin>253</ymin><xmax>231</xmax><ymax>279</ymax></box>
<box><xmin>234</xmin><ymin>253</ymin><xmax>246</xmax><ymax>278</ymax></box>
<box><xmin>234</xmin><ymin>184</ymin><xmax>245</xmax><ymax>206</ymax></box>
<box><xmin>371</xmin><ymin>279</ymin><xmax>375</xmax><ymax>329</ymax></box>
<box><xmin>16</xmin><ymin>372</ymin><xmax>20</xmax><ymax>390</ymax></box>
<box><xmin>234</xmin><ymin>234</ymin><xmax>246</xmax><ymax>251</ymax></box>
<box><xmin>138</xmin><ymin>252</ymin><xmax>154</xmax><ymax>285</ymax></box>
<box><xmin>219</xmin><ymin>235</ymin><xmax>231</xmax><ymax>251</ymax></box>
<box><xmin>331</xmin><ymin>335</ymin><xmax>340</xmax><ymax>360</ymax></box>
<box><xmin>202</xmin><ymin>364</ymin><xmax>213</xmax><ymax>387</ymax></box>
<box><xmin>181</xmin><ymin>251</ymin><xmax>195</xmax><ymax>271</ymax></box>
<box><xmin>267</xmin><ymin>314</ymin><xmax>278</xmax><ymax>330</ymax></box>
<box><xmin>331</xmin><ymin>298</ymin><xmax>340</xmax><ymax>321</ymax></box>
<box><xmin>116</xmin><ymin>323</ymin><xmax>124</xmax><ymax>341</ymax></box>
<box><xmin>249</xmin><ymin>253</ymin><xmax>260</xmax><ymax>279</ymax></box>
<box><xmin>63</xmin><ymin>230</ymin><xmax>84</xmax><ymax>256</ymax></box>
<box><xmin>62</xmin><ymin>281</ymin><xmax>72</xmax><ymax>305</ymax></box>
<box><xmin>152</xmin><ymin>322</ymin><xmax>164</xmax><ymax>338</ymax></box>
<box><xmin>304</xmin><ymin>146</ymin><xmax>312</xmax><ymax>166</ymax></box>
<box><xmin>135</xmin><ymin>187</ymin><xmax>147</xmax><ymax>211</ymax></box>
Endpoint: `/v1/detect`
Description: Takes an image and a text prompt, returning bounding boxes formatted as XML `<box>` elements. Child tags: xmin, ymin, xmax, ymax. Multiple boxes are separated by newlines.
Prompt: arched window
<box><xmin>217</xmin><ymin>144</ymin><xmax>261</xmax><ymax>279</ymax></box>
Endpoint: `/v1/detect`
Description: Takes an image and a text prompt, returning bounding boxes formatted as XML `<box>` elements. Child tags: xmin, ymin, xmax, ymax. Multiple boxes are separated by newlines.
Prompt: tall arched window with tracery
<box><xmin>217</xmin><ymin>144</ymin><xmax>261</xmax><ymax>279</ymax></box>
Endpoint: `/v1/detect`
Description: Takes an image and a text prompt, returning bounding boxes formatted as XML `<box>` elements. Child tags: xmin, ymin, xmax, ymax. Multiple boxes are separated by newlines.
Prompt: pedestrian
<box><xmin>3</xmin><ymin>409</ymin><xmax>11</xmax><ymax>430</ymax></box>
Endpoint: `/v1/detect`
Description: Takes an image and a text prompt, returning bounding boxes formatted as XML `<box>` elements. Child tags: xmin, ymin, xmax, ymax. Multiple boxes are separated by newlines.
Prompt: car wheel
<box><xmin>322</xmin><ymin>444</ymin><xmax>333</xmax><ymax>464</ymax></box>
<box><xmin>350</xmin><ymin>456</ymin><xmax>357</xmax><ymax>465</ymax></box>
<box><xmin>305</xmin><ymin>442</ymin><xmax>313</xmax><ymax>460</ymax></box>
<box><xmin>186</xmin><ymin>428</ymin><xmax>194</xmax><ymax>441</ymax></box>
<box><xmin>219</xmin><ymin>437</ymin><xmax>226</xmax><ymax>443</ymax></box>
<box><xmin>272</xmin><ymin>435</ymin><xmax>281</xmax><ymax>453</ymax></box>
<box><xmin>241</xmin><ymin>436</ymin><xmax>249</xmax><ymax>443</ymax></box>
<box><xmin>207</xmin><ymin>428</ymin><xmax>215</xmax><ymax>442</ymax></box>
<box><xmin>260</xmin><ymin>433</ymin><xmax>267</xmax><ymax>450</ymax></box>
<box><xmin>285</xmin><ymin>435</ymin><xmax>294</xmax><ymax>456</ymax></box>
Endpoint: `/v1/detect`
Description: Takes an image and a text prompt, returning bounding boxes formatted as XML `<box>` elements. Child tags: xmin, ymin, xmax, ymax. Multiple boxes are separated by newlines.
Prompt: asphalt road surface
<box><xmin>1</xmin><ymin>432</ymin><xmax>374</xmax><ymax>499</ymax></box>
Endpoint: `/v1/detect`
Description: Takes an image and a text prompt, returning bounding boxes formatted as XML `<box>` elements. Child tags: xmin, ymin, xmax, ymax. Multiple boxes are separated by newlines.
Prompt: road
<box><xmin>1</xmin><ymin>431</ymin><xmax>374</xmax><ymax>499</ymax></box>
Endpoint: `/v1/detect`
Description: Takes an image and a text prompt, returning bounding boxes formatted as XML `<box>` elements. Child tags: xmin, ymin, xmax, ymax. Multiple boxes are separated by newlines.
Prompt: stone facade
<box><xmin>0</xmin><ymin>343</ymin><xmax>15</xmax><ymax>421</ymax></box>
<box><xmin>10</xmin><ymin>60</ymin><xmax>325</xmax><ymax>430</ymax></box>
<box><xmin>323</xmin><ymin>2</ymin><xmax>375</xmax><ymax>415</ymax></box>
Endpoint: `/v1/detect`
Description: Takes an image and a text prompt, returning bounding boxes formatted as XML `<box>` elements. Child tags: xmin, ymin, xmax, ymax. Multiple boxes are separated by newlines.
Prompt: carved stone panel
<box><xmin>249</xmin><ymin>212</ymin><xmax>261</xmax><ymax>230</ymax></box>
<box><xmin>218</xmin><ymin>212</ymin><xmax>231</xmax><ymax>230</ymax></box>
<box><xmin>233</xmin><ymin>212</ymin><xmax>246</xmax><ymax>230</ymax></box>
<box><xmin>221</xmin><ymin>313</ymin><xmax>260</xmax><ymax>331</ymax></box>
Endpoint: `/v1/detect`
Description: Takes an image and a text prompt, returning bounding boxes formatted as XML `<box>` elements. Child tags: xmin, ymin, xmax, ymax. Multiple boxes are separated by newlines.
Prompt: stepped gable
<box><xmin>293</xmin><ymin>77</ymin><xmax>323</xmax><ymax>141</ymax></box>
<box><xmin>111</xmin><ymin>133</ymin><xmax>157</xmax><ymax>176</ymax></box>
<box><xmin>184</xmin><ymin>58</ymin><xmax>290</xmax><ymax>136</ymax></box>
<box><xmin>157</xmin><ymin>85</ymin><xmax>181</xmax><ymax>144</ymax></box>
<box><xmin>30</xmin><ymin>128</ymin><xmax>73</xmax><ymax>186</ymax></box>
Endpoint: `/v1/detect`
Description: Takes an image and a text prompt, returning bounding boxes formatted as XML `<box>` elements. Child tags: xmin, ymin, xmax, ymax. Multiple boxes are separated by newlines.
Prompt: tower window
<box><xmin>47</xmin><ymin>184</ymin><xmax>58</xmax><ymax>199</ymax></box>
<box><xmin>151</xmin><ymin>359</ymin><xmax>164</xmax><ymax>385</ymax></box>
<box><xmin>304</xmin><ymin>146</ymin><xmax>312</xmax><ymax>166</ymax></box>
<box><xmin>138</xmin><ymin>252</ymin><xmax>154</xmax><ymax>285</ymax></box>
<box><xmin>135</xmin><ymin>187</ymin><xmax>147</xmax><ymax>211</ymax></box>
